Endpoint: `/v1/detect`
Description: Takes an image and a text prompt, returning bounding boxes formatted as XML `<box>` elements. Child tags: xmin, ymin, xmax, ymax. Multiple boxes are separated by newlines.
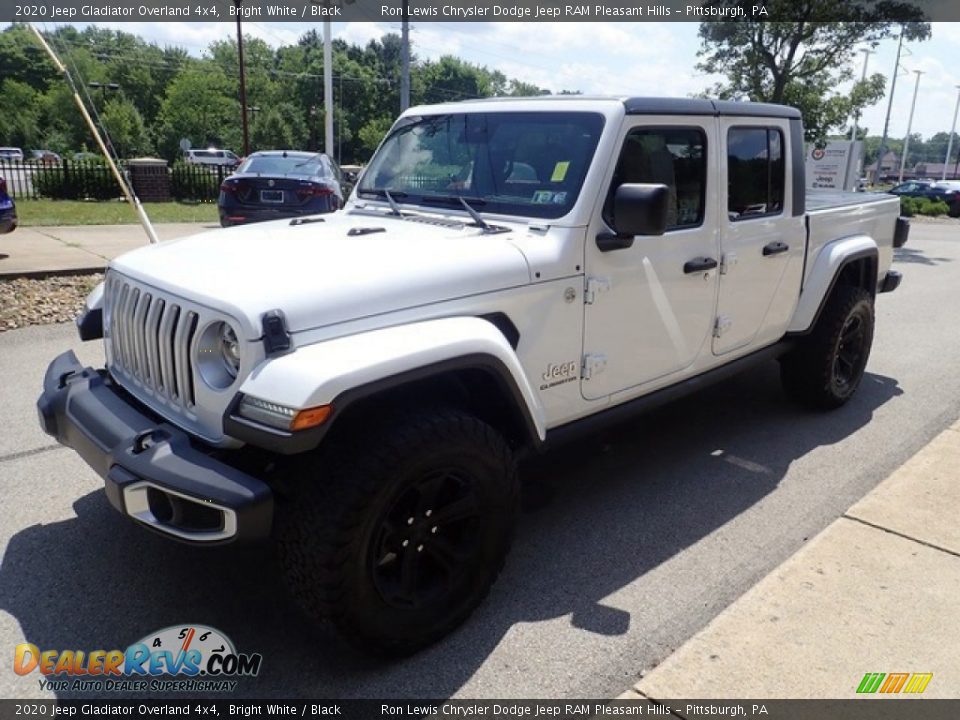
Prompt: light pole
<box><xmin>849</xmin><ymin>48</ymin><xmax>875</xmax><ymax>142</ymax></box>
<box><xmin>87</xmin><ymin>81</ymin><xmax>119</xmax><ymax>106</ymax></box>
<box><xmin>877</xmin><ymin>29</ymin><xmax>907</xmax><ymax>182</ymax></box>
<box><xmin>898</xmin><ymin>69</ymin><xmax>924</xmax><ymax>183</ymax></box>
<box><xmin>234</xmin><ymin>0</ymin><xmax>250</xmax><ymax>156</ymax></box>
<box><xmin>323</xmin><ymin>18</ymin><xmax>334</xmax><ymax>158</ymax></box>
<box><xmin>942</xmin><ymin>85</ymin><xmax>960</xmax><ymax>181</ymax></box>
<box><xmin>401</xmin><ymin>0</ymin><xmax>410</xmax><ymax>111</ymax></box>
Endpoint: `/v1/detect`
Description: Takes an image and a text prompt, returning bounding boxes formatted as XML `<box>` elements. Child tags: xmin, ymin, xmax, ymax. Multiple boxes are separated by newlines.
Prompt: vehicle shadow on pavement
<box><xmin>895</xmin><ymin>246</ymin><xmax>953</xmax><ymax>266</ymax></box>
<box><xmin>0</xmin><ymin>362</ymin><xmax>902</xmax><ymax>700</ymax></box>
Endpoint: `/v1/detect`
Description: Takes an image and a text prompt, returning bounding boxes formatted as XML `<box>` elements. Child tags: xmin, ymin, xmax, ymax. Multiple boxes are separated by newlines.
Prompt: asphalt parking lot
<box><xmin>2</xmin><ymin>222</ymin><xmax>959</xmax><ymax>700</ymax></box>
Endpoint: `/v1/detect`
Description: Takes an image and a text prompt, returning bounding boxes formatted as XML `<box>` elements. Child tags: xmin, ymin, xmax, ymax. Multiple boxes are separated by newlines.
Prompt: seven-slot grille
<box><xmin>105</xmin><ymin>273</ymin><xmax>199</xmax><ymax>410</ymax></box>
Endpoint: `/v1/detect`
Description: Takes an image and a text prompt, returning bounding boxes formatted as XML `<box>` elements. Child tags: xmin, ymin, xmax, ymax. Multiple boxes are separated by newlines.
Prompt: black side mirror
<box><xmin>597</xmin><ymin>183</ymin><xmax>670</xmax><ymax>251</ymax></box>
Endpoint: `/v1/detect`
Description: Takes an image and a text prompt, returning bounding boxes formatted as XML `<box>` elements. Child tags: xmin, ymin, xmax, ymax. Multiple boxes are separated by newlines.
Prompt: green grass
<box><xmin>15</xmin><ymin>199</ymin><xmax>219</xmax><ymax>227</ymax></box>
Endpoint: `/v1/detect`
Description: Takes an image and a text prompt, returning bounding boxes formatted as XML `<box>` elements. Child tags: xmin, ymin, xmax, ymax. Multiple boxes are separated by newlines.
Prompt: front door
<box><xmin>582</xmin><ymin>119</ymin><xmax>720</xmax><ymax>401</ymax></box>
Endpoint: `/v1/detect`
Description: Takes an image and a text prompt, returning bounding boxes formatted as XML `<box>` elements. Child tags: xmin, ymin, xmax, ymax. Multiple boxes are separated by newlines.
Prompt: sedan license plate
<box><xmin>260</xmin><ymin>189</ymin><xmax>283</xmax><ymax>203</ymax></box>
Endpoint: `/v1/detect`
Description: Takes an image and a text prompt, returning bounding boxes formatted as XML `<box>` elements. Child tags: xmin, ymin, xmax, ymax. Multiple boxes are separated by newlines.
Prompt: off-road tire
<box><xmin>276</xmin><ymin>408</ymin><xmax>518</xmax><ymax>656</ymax></box>
<box><xmin>780</xmin><ymin>285</ymin><xmax>875</xmax><ymax>409</ymax></box>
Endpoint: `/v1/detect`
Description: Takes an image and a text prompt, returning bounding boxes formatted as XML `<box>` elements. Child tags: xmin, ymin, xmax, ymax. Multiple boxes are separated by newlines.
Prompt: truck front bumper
<box><xmin>37</xmin><ymin>351</ymin><xmax>272</xmax><ymax>545</ymax></box>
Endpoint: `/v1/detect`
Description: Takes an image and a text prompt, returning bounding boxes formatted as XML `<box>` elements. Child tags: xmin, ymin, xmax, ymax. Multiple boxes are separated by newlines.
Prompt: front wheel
<box><xmin>780</xmin><ymin>285</ymin><xmax>875</xmax><ymax>409</ymax></box>
<box><xmin>276</xmin><ymin>409</ymin><xmax>518</xmax><ymax>656</ymax></box>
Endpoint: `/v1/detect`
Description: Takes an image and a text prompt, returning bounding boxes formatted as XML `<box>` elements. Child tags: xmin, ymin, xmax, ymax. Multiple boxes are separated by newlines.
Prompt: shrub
<box><xmin>33</xmin><ymin>160</ymin><xmax>122</xmax><ymax>200</ymax></box>
<box><xmin>899</xmin><ymin>196</ymin><xmax>919</xmax><ymax>216</ymax></box>
<box><xmin>918</xmin><ymin>198</ymin><xmax>950</xmax><ymax>217</ymax></box>
<box><xmin>900</xmin><ymin>195</ymin><xmax>951</xmax><ymax>217</ymax></box>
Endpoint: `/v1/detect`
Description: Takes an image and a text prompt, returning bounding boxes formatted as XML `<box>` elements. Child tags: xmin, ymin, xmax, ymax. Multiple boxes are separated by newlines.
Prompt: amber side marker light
<box><xmin>291</xmin><ymin>405</ymin><xmax>333</xmax><ymax>431</ymax></box>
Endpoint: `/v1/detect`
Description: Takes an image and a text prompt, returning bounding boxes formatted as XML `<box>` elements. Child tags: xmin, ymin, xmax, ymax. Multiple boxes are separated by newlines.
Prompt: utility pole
<box><xmin>942</xmin><ymin>85</ymin><xmax>960</xmax><ymax>181</ymax></box>
<box><xmin>849</xmin><ymin>48</ymin><xmax>874</xmax><ymax>141</ymax></box>
<box><xmin>876</xmin><ymin>28</ymin><xmax>906</xmax><ymax>182</ymax></box>
<box><xmin>898</xmin><ymin>69</ymin><xmax>924</xmax><ymax>183</ymax></box>
<box><xmin>235</xmin><ymin>0</ymin><xmax>250</xmax><ymax>156</ymax></box>
<box><xmin>401</xmin><ymin>1</ymin><xmax>410</xmax><ymax>111</ymax></box>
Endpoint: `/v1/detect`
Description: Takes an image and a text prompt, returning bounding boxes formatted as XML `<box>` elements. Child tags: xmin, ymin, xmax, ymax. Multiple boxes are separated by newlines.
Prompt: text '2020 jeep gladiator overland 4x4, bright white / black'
<box><xmin>39</xmin><ymin>97</ymin><xmax>907</xmax><ymax>654</ymax></box>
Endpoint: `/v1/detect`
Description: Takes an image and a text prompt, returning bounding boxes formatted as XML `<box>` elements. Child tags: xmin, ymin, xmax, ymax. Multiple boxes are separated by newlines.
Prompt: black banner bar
<box><xmin>3</xmin><ymin>0</ymin><xmax>957</xmax><ymax>23</ymax></box>
<box><xmin>1</xmin><ymin>700</ymin><xmax>958</xmax><ymax>720</ymax></box>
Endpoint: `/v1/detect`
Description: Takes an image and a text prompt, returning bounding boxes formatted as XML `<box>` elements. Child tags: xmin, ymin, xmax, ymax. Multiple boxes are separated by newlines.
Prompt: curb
<box><xmin>616</xmin><ymin>417</ymin><xmax>960</xmax><ymax>701</ymax></box>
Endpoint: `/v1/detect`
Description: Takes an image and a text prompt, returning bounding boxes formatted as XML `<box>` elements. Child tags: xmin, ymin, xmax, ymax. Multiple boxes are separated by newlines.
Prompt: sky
<box><xmin>8</xmin><ymin>20</ymin><xmax>960</xmax><ymax>140</ymax></box>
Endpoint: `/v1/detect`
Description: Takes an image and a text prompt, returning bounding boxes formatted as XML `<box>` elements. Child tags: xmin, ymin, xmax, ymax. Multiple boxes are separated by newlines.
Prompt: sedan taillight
<box><xmin>220</xmin><ymin>181</ymin><xmax>237</xmax><ymax>194</ymax></box>
<box><xmin>296</xmin><ymin>183</ymin><xmax>334</xmax><ymax>199</ymax></box>
<box><xmin>0</xmin><ymin>178</ymin><xmax>6</xmax><ymax>194</ymax></box>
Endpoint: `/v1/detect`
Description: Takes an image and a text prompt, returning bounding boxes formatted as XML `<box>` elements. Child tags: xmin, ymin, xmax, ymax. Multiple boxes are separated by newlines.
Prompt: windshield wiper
<box><xmin>293</xmin><ymin>153</ymin><xmax>322</xmax><ymax>168</ymax></box>
<box><xmin>421</xmin><ymin>195</ymin><xmax>509</xmax><ymax>234</ymax></box>
<box><xmin>357</xmin><ymin>188</ymin><xmax>408</xmax><ymax>216</ymax></box>
<box><xmin>383</xmin><ymin>189</ymin><xmax>404</xmax><ymax>216</ymax></box>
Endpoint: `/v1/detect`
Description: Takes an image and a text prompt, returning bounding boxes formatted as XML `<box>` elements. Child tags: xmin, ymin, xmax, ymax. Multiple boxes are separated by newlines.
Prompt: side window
<box><xmin>727</xmin><ymin>127</ymin><xmax>785</xmax><ymax>220</ymax></box>
<box><xmin>603</xmin><ymin>127</ymin><xmax>707</xmax><ymax>231</ymax></box>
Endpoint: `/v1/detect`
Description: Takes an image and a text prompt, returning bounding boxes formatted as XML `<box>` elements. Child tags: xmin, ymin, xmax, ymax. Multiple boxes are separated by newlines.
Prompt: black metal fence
<box><xmin>170</xmin><ymin>162</ymin><xmax>228</xmax><ymax>202</ymax></box>
<box><xmin>0</xmin><ymin>158</ymin><xmax>230</xmax><ymax>202</ymax></box>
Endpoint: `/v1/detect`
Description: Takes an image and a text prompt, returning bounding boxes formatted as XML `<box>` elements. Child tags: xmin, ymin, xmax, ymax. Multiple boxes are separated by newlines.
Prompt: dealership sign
<box><xmin>805</xmin><ymin>141</ymin><xmax>863</xmax><ymax>191</ymax></box>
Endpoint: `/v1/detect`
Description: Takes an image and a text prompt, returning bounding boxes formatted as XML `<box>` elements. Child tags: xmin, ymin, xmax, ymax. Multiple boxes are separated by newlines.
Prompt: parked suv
<box><xmin>184</xmin><ymin>148</ymin><xmax>241</xmax><ymax>168</ymax></box>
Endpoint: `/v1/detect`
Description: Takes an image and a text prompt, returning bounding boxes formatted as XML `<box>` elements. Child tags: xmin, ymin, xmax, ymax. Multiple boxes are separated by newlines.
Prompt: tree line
<box><xmin>0</xmin><ymin>23</ymin><xmax>557</xmax><ymax>165</ymax></box>
<box><xmin>1</xmin><ymin>8</ymin><xmax>952</xmax><ymax>172</ymax></box>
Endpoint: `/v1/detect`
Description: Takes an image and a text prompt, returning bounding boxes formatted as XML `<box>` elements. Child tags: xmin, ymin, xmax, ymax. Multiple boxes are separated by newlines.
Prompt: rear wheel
<box><xmin>276</xmin><ymin>409</ymin><xmax>518</xmax><ymax>656</ymax></box>
<box><xmin>780</xmin><ymin>285</ymin><xmax>875</xmax><ymax>409</ymax></box>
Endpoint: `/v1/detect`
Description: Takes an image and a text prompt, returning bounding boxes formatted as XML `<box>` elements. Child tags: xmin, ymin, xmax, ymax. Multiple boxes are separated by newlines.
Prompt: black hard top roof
<box><xmin>623</xmin><ymin>97</ymin><xmax>801</xmax><ymax>119</ymax></box>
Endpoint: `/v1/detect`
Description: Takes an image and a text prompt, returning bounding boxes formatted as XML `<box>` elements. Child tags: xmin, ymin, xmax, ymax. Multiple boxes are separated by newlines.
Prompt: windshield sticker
<box><xmin>552</xmin><ymin>191</ymin><xmax>568</xmax><ymax>204</ymax></box>
<box><xmin>550</xmin><ymin>161</ymin><xmax>570</xmax><ymax>182</ymax></box>
<box><xmin>532</xmin><ymin>191</ymin><xmax>555</xmax><ymax>204</ymax></box>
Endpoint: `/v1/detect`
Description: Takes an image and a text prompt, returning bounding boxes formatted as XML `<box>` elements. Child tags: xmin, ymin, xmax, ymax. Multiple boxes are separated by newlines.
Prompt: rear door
<box><xmin>713</xmin><ymin>120</ymin><xmax>805</xmax><ymax>355</ymax></box>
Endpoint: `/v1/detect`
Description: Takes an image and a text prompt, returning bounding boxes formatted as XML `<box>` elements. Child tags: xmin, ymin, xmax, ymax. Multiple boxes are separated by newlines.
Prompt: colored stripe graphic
<box><xmin>880</xmin><ymin>673</ymin><xmax>909</xmax><ymax>693</ymax></box>
<box><xmin>857</xmin><ymin>673</ymin><xmax>885</xmax><ymax>693</ymax></box>
<box><xmin>903</xmin><ymin>673</ymin><xmax>933</xmax><ymax>694</ymax></box>
<box><xmin>857</xmin><ymin>672</ymin><xmax>932</xmax><ymax>694</ymax></box>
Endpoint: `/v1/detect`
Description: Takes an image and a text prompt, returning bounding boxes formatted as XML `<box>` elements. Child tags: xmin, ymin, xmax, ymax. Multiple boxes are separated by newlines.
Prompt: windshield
<box><xmin>239</xmin><ymin>155</ymin><xmax>329</xmax><ymax>176</ymax></box>
<box><xmin>358</xmin><ymin>111</ymin><xmax>605</xmax><ymax>220</ymax></box>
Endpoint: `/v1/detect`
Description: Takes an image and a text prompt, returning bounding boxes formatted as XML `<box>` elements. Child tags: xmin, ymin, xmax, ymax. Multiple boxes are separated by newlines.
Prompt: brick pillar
<box><xmin>127</xmin><ymin>158</ymin><xmax>171</xmax><ymax>202</ymax></box>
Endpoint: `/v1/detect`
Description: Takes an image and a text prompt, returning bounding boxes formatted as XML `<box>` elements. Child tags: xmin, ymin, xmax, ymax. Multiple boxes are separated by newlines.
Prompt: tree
<box><xmin>697</xmin><ymin>1</ymin><xmax>931</xmax><ymax>141</ymax></box>
<box><xmin>156</xmin><ymin>64</ymin><xmax>240</xmax><ymax>159</ymax></box>
<box><xmin>0</xmin><ymin>79</ymin><xmax>42</xmax><ymax>148</ymax></box>
<box><xmin>100</xmin><ymin>97</ymin><xmax>152</xmax><ymax>158</ymax></box>
<box><xmin>251</xmin><ymin>103</ymin><xmax>307</xmax><ymax>151</ymax></box>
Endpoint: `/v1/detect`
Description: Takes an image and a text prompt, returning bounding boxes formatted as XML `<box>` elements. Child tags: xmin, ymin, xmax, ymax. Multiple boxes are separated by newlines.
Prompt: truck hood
<box><xmin>110</xmin><ymin>209</ymin><xmax>532</xmax><ymax>336</ymax></box>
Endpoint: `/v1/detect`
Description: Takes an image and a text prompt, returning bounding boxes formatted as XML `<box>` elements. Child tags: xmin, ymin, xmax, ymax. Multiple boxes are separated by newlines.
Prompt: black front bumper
<box><xmin>37</xmin><ymin>351</ymin><xmax>272</xmax><ymax>545</ymax></box>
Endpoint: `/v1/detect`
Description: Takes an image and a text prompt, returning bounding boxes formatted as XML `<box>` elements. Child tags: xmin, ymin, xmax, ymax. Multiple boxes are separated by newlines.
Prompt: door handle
<box><xmin>683</xmin><ymin>257</ymin><xmax>718</xmax><ymax>274</ymax></box>
<box><xmin>763</xmin><ymin>241</ymin><xmax>789</xmax><ymax>256</ymax></box>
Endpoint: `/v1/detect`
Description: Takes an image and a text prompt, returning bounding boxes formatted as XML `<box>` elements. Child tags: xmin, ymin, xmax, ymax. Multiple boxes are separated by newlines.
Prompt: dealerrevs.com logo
<box><xmin>14</xmin><ymin>624</ymin><xmax>262</xmax><ymax>693</ymax></box>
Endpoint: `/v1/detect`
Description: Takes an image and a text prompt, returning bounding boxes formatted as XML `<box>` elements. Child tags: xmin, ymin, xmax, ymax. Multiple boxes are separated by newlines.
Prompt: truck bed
<box><xmin>804</xmin><ymin>189</ymin><xmax>901</xmax><ymax>290</ymax></box>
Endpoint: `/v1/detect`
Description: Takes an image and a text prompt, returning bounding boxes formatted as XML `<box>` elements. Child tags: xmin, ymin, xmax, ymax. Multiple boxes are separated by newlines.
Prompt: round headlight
<box><xmin>197</xmin><ymin>321</ymin><xmax>241</xmax><ymax>390</ymax></box>
<box><xmin>219</xmin><ymin>324</ymin><xmax>241</xmax><ymax>378</ymax></box>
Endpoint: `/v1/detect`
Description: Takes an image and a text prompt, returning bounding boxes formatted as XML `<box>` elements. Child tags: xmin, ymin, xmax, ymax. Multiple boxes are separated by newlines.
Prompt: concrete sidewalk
<box><xmin>0</xmin><ymin>223</ymin><xmax>213</xmax><ymax>277</ymax></box>
<box><xmin>619</xmin><ymin>419</ymin><xmax>960</xmax><ymax>702</ymax></box>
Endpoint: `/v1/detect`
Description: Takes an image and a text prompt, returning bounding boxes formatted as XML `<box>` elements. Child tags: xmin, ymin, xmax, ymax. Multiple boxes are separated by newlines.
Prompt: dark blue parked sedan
<box><xmin>0</xmin><ymin>176</ymin><xmax>17</xmax><ymax>234</ymax></box>
<box><xmin>218</xmin><ymin>151</ymin><xmax>344</xmax><ymax>227</ymax></box>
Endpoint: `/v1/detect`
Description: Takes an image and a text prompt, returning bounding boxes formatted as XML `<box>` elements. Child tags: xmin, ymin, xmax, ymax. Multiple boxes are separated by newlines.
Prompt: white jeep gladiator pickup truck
<box><xmin>38</xmin><ymin>96</ymin><xmax>908</xmax><ymax>654</ymax></box>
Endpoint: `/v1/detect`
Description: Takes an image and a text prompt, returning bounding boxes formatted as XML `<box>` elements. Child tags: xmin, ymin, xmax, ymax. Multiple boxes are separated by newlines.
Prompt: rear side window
<box><xmin>727</xmin><ymin>127</ymin><xmax>785</xmax><ymax>220</ymax></box>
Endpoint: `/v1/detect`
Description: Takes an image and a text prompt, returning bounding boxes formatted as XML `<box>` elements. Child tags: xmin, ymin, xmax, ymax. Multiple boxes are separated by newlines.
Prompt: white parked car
<box><xmin>0</xmin><ymin>147</ymin><xmax>24</xmax><ymax>162</ymax></box>
<box><xmin>39</xmin><ymin>96</ymin><xmax>907</xmax><ymax>655</ymax></box>
<box><xmin>183</xmin><ymin>148</ymin><xmax>240</xmax><ymax>168</ymax></box>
